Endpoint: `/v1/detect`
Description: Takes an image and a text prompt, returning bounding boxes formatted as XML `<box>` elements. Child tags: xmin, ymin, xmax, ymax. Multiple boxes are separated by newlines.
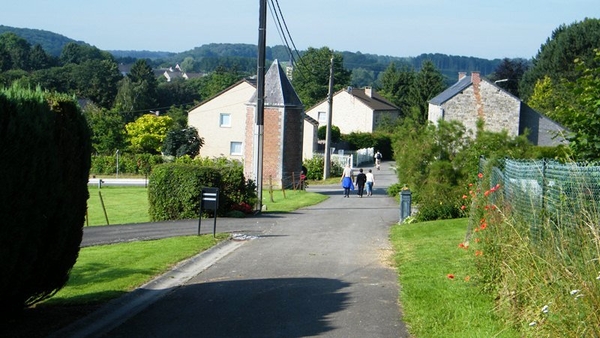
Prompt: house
<box><xmin>187</xmin><ymin>60</ymin><xmax>307</xmax><ymax>187</ymax></box>
<box><xmin>188</xmin><ymin>79</ymin><xmax>257</xmax><ymax>159</ymax></box>
<box><xmin>428</xmin><ymin>72</ymin><xmax>568</xmax><ymax>146</ymax></box>
<box><xmin>302</xmin><ymin>87</ymin><xmax>400</xmax><ymax>159</ymax></box>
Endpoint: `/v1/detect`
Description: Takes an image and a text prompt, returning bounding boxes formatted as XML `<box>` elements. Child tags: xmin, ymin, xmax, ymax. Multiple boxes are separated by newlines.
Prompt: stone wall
<box><xmin>443</xmin><ymin>80</ymin><xmax>520</xmax><ymax>137</ymax></box>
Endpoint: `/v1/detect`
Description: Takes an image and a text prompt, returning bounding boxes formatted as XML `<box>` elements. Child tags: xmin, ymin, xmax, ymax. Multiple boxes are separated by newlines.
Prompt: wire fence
<box><xmin>482</xmin><ymin>157</ymin><xmax>600</xmax><ymax>230</ymax></box>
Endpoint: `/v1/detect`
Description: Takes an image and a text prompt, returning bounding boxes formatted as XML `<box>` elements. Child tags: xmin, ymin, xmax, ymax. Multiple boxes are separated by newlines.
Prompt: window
<box><xmin>220</xmin><ymin>113</ymin><xmax>231</xmax><ymax>127</ymax></box>
<box><xmin>230</xmin><ymin>142</ymin><xmax>242</xmax><ymax>155</ymax></box>
<box><xmin>317</xmin><ymin>111</ymin><xmax>327</xmax><ymax>123</ymax></box>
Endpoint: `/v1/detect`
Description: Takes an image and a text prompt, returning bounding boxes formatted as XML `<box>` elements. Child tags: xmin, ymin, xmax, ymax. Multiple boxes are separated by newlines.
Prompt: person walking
<box><xmin>355</xmin><ymin>168</ymin><xmax>367</xmax><ymax>197</ymax></box>
<box><xmin>365</xmin><ymin>169</ymin><xmax>375</xmax><ymax>196</ymax></box>
<box><xmin>374</xmin><ymin>151</ymin><xmax>382</xmax><ymax>170</ymax></box>
<box><xmin>340</xmin><ymin>164</ymin><xmax>354</xmax><ymax>198</ymax></box>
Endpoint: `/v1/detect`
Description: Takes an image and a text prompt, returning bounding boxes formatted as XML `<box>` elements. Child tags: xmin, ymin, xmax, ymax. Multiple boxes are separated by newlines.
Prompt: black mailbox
<box><xmin>198</xmin><ymin>187</ymin><xmax>219</xmax><ymax>237</ymax></box>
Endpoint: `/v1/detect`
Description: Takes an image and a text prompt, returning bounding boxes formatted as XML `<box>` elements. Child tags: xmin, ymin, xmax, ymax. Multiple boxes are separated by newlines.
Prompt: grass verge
<box><xmin>390</xmin><ymin>218</ymin><xmax>519</xmax><ymax>337</ymax></box>
<box><xmin>4</xmin><ymin>234</ymin><xmax>228</xmax><ymax>338</ymax></box>
<box><xmin>262</xmin><ymin>189</ymin><xmax>328</xmax><ymax>212</ymax></box>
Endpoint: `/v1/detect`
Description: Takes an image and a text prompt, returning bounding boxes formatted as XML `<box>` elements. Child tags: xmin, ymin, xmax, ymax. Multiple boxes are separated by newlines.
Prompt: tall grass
<box><xmin>467</xmin><ymin>175</ymin><xmax>600</xmax><ymax>336</ymax></box>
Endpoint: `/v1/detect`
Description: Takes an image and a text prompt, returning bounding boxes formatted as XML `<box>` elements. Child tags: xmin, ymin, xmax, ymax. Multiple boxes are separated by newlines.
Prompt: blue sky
<box><xmin>3</xmin><ymin>0</ymin><xmax>599</xmax><ymax>60</ymax></box>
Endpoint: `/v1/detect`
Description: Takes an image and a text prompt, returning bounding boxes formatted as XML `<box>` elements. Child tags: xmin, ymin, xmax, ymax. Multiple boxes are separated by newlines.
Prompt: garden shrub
<box><xmin>148</xmin><ymin>159</ymin><xmax>257</xmax><ymax>221</ymax></box>
<box><xmin>0</xmin><ymin>87</ymin><xmax>91</xmax><ymax>313</ymax></box>
<box><xmin>148</xmin><ymin>164</ymin><xmax>221</xmax><ymax>221</ymax></box>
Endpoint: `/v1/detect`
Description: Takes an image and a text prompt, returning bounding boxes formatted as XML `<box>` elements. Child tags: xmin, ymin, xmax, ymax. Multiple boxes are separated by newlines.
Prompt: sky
<box><xmin>2</xmin><ymin>0</ymin><xmax>599</xmax><ymax>60</ymax></box>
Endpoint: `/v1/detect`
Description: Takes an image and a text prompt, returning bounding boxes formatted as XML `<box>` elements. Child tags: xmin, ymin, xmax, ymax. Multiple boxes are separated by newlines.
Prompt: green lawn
<box><xmin>87</xmin><ymin>186</ymin><xmax>150</xmax><ymax>226</ymax></box>
<box><xmin>391</xmin><ymin>218</ymin><xmax>518</xmax><ymax>337</ymax></box>
<box><xmin>86</xmin><ymin>186</ymin><xmax>328</xmax><ymax>226</ymax></box>
<box><xmin>48</xmin><ymin>234</ymin><xmax>229</xmax><ymax>305</ymax></box>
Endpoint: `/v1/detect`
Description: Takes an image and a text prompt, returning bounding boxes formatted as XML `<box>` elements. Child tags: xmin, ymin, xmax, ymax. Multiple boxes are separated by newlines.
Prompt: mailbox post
<box><xmin>198</xmin><ymin>187</ymin><xmax>219</xmax><ymax>237</ymax></box>
<box><xmin>400</xmin><ymin>186</ymin><xmax>412</xmax><ymax>223</ymax></box>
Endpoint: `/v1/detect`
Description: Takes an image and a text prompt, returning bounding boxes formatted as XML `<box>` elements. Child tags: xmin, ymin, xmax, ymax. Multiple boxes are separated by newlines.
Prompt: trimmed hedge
<box><xmin>0</xmin><ymin>87</ymin><xmax>91</xmax><ymax>313</ymax></box>
<box><xmin>148</xmin><ymin>161</ymin><xmax>256</xmax><ymax>221</ymax></box>
<box><xmin>90</xmin><ymin>153</ymin><xmax>163</xmax><ymax>176</ymax></box>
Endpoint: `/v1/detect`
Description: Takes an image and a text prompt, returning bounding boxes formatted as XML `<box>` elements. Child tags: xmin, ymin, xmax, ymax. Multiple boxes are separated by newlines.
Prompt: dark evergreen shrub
<box><xmin>0</xmin><ymin>87</ymin><xmax>91</xmax><ymax>313</ymax></box>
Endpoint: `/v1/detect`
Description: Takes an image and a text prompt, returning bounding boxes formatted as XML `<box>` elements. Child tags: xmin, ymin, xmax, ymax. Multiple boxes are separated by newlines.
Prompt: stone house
<box><xmin>303</xmin><ymin>86</ymin><xmax>400</xmax><ymax>159</ymax></box>
<box><xmin>428</xmin><ymin>72</ymin><xmax>568</xmax><ymax>146</ymax></box>
<box><xmin>187</xmin><ymin>60</ymin><xmax>307</xmax><ymax>187</ymax></box>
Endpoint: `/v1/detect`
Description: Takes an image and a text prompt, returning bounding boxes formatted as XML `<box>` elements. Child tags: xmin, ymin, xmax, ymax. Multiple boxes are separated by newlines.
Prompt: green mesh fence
<box><xmin>482</xmin><ymin>157</ymin><xmax>600</xmax><ymax>231</ymax></box>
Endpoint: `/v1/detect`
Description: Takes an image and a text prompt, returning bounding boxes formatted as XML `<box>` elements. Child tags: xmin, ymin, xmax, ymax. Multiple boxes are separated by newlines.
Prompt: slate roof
<box><xmin>429</xmin><ymin>76</ymin><xmax>473</xmax><ymax>105</ymax></box>
<box><xmin>307</xmin><ymin>87</ymin><xmax>399</xmax><ymax>111</ymax></box>
<box><xmin>348</xmin><ymin>87</ymin><xmax>399</xmax><ymax>111</ymax></box>
<box><xmin>249</xmin><ymin>59</ymin><xmax>303</xmax><ymax>108</ymax></box>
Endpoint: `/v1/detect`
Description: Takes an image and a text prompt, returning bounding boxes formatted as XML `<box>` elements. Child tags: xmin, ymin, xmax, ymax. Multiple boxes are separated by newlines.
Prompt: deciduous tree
<box><xmin>292</xmin><ymin>47</ymin><xmax>351</xmax><ymax>108</ymax></box>
<box><xmin>125</xmin><ymin>114</ymin><xmax>173</xmax><ymax>154</ymax></box>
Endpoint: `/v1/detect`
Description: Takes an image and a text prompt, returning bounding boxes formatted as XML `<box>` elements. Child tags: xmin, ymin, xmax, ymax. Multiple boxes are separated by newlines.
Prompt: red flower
<box><xmin>447</xmin><ymin>274</ymin><xmax>455</xmax><ymax>279</ymax></box>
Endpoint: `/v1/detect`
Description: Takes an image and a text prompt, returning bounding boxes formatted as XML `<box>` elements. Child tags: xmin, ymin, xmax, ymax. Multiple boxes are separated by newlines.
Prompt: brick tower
<box><xmin>244</xmin><ymin>59</ymin><xmax>304</xmax><ymax>188</ymax></box>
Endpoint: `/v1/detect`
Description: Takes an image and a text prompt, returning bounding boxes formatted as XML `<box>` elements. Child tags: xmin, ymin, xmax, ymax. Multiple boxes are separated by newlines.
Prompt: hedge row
<box><xmin>148</xmin><ymin>161</ymin><xmax>257</xmax><ymax>221</ymax></box>
<box><xmin>90</xmin><ymin>153</ymin><xmax>163</xmax><ymax>176</ymax></box>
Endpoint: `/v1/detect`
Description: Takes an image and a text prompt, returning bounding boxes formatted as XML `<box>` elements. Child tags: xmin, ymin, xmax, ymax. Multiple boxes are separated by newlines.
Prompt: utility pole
<box><xmin>254</xmin><ymin>0</ymin><xmax>267</xmax><ymax>212</ymax></box>
<box><xmin>323</xmin><ymin>55</ymin><xmax>334</xmax><ymax>179</ymax></box>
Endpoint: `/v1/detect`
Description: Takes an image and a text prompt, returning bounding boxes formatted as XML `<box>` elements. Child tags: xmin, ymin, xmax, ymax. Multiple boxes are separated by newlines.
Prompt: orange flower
<box><xmin>447</xmin><ymin>274</ymin><xmax>455</xmax><ymax>279</ymax></box>
<box><xmin>468</xmin><ymin>183</ymin><xmax>473</xmax><ymax>187</ymax></box>
<box><xmin>479</xmin><ymin>223</ymin><xmax>487</xmax><ymax>230</ymax></box>
<box><xmin>484</xmin><ymin>190</ymin><xmax>490</xmax><ymax>197</ymax></box>
<box><xmin>478</xmin><ymin>173</ymin><xmax>483</xmax><ymax>179</ymax></box>
<box><xmin>462</xmin><ymin>194</ymin><xmax>468</xmax><ymax>199</ymax></box>
<box><xmin>475</xmin><ymin>238</ymin><xmax>481</xmax><ymax>243</ymax></box>
<box><xmin>461</xmin><ymin>205</ymin><xmax>466</xmax><ymax>210</ymax></box>
<box><xmin>464</xmin><ymin>276</ymin><xmax>471</xmax><ymax>282</ymax></box>
<box><xmin>458</xmin><ymin>242</ymin><xmax>469</xmax><ymax>249</ymax></box>
<box><xmin>475</xmin><ymin>250</ymin><xmax>483</xmax><ymax>256</ymax></box>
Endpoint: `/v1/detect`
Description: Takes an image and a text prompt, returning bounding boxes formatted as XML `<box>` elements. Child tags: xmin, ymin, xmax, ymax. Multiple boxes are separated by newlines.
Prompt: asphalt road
<box><xmin>54</xmin><ymin>161</ymin><xmax>409</xmax><ymax>338</ymax></box>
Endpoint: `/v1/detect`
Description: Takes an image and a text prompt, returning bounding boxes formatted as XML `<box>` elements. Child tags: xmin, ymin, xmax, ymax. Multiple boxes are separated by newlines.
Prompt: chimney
<box><xmin>364</xmin><ymin>86</ymin><xmax>372</xmax><ymax>97</ymax></box>
<box><xmin>471</xmin><ymin>71</ymin><xmax>481</xmax><ymax>85</ymax></box>
<box><xmin>458</xmin><ymin>72</ymin><xmax>466</xmax><ymax>80</ymax></box>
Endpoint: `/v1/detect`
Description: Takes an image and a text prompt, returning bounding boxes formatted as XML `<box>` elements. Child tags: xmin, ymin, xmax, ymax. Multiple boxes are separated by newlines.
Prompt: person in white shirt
<box><xmin>340</xmin><ymin>164</ymin><xmax>354</xmax><ymax>197</ymax></box>
<box><xmin>374</xmin><ymin>151</ymin><xmax>382</xmax><ymax>170</ymax></box>
<box><xmin>365</xmin><ymin>169</ymin><xmax>375</xmax><ymax>196</ymax></box>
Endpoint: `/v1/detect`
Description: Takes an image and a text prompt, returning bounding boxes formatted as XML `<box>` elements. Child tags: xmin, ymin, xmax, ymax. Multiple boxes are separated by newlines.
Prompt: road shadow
<box><xmin>103</xmin><ymin>277</ymin><xmax>352</xmax><ymax>338</ymax></box>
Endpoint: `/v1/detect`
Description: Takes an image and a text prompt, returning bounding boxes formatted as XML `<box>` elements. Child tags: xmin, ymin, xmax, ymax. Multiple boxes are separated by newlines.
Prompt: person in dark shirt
<box><xmin>355</xmin><ymin>168</ymin><xmax>367</xmax><ymax>197</ymax></box>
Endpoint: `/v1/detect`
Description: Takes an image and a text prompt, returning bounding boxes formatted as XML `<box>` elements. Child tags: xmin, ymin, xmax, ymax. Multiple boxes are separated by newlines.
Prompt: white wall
<box><xmin>187</xmin><ymin>81</ymin><xmax>255</xmax><ymax>159</ymax></box>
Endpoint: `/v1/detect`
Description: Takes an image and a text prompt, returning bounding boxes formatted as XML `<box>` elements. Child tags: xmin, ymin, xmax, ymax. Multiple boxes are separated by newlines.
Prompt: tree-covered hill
<box><xmin>2</xmin><ymin>25</ymin><xmax>505</xmax><ymax>86</ymax></box>
<box><xmin>0</xmin><ymin>25</ymin><xmax>88</xmax><ymax>57</ymax></box>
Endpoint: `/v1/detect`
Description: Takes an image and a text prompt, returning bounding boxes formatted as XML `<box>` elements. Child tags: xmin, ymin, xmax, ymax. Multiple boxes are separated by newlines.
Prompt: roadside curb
<box><xmin>49</xmin><ymin>238</ymin><xmax>246</xmax><ymax>338</ymax></box>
